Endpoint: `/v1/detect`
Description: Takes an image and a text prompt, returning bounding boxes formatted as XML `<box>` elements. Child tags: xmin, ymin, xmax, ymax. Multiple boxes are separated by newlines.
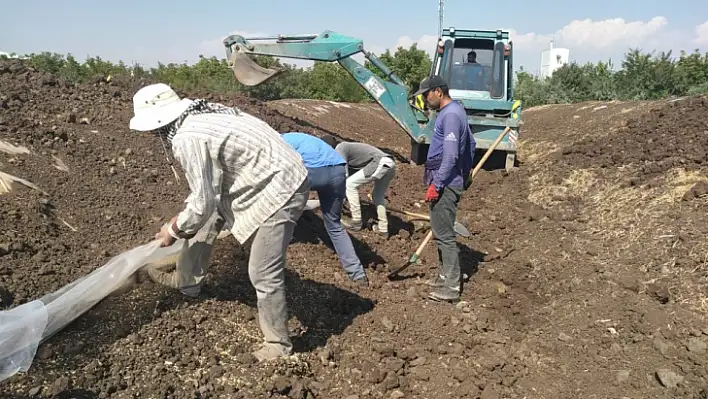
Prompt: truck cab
<box><xmin>428</xmin><ymin>27</ymin><xmax>521</xmax><ymax>171</ymax></box>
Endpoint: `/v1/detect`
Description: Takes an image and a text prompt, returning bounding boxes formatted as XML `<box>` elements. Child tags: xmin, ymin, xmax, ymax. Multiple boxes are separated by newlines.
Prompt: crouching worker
<box><xmin>281</xmin><ymin>132</ymin><xmax>369</xmax><ymax>286</ymax></box>
<box><xmin>320</xmin><ymin>135</ymin><xmax>396</xmax><ymax>237</ymax></box>
<box><xmin>129</xmin><ymin>83</ymin><xmax>310</xmax><ymax>362</ymax></box>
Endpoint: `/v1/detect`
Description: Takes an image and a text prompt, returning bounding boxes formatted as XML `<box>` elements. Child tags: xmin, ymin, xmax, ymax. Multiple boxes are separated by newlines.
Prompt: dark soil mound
<box><xmin>557</xmin><ymin>96</ymin><xmax>708</xmax><ymax>184</ymax></box>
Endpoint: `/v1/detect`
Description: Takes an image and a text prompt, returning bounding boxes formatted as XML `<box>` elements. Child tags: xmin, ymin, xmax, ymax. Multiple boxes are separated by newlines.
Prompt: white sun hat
<box><xmin>129</xmin><ymin>83</ymin><xmax>194</xmax><ymax>131</ymax></box>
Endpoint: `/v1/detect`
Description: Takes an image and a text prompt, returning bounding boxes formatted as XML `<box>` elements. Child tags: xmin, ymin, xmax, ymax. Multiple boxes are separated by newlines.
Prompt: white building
<box><xmin>539</xmin><ymin>41</ymin><xmax>569</xmax><ymax>79</ymax></box>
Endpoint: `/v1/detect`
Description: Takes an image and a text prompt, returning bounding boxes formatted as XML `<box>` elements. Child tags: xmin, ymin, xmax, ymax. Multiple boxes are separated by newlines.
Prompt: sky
<box><xmin>1</xmin><ymin>0</ymin><xmax>707</xmax><ymax>75</ymax></box>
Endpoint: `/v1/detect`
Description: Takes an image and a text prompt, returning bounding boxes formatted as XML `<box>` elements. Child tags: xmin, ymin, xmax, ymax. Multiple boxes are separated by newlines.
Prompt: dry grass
<box><xmin>528</xmin><ymin>168</ymin><xmax>596</xmax><ymax>208</ymax></box>
<box><xmin>528</xmin><ymin>165</ymin><xmax>708</xmax><ymax>314</ymax></box>
<box><xmin>523</xmin><ymin>104</ymin><xmax>567</xmax><ymax>113</ymax></box>
<box><xmin>583</xmin><ymin>168</ymin><xmax>707</xmax><ymax>246</ymax></box>
<box><xmin>683</xmin><ymin>249</ymin><xmax>708</xmax><ymax>315</ymax></box>
<box><xmin>518</xmin><ymin>140</ymin><xmax>560</xmax><ymax>165</ymax></box>
<box><xmin>0</xmin><ymin>170</ymin><xmax>46</xmax><ymax>195</ymax></box>
<box><xmin>654</xmin><ymin>169</ymin><xmax>708</xmax><ymax>202</ymax></box>
<box><xmin>654</xmin><ymin>231</ymin><xmax>708</xmax><ymax>315</ymax></box>
<box><xmin>529</xmin><ymin>167</ymin><xmax>708</xmax><ymax>242</ymax></box>
<box><xmin>0</xmin><ymin>139</ymin><xmax>31</xmax><ymax>155</ymax></box>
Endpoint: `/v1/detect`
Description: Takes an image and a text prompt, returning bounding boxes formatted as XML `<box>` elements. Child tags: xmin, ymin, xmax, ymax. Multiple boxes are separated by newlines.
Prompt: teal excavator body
<box><xmin>432</xmin><ymin>28</ymin><xmax>521</xmax><ymax>170</ymax></box>
<box><xmin>223</xmin><ymin>29</ymin><xmax>521</xmax><ymax>171</ymax></box>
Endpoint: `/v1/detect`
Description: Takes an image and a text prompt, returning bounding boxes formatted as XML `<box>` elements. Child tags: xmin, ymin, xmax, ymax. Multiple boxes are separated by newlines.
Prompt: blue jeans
<box><xmin>307</xmin><ymin>164</ymin><xmax>366</xmax><ymax>281</ymax></box>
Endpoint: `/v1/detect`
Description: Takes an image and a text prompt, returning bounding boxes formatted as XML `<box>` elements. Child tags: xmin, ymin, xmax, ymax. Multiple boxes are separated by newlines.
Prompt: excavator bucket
<box><xmin>228</xmin><ymin>50</ymin><xmax>281</xmax><ymax>86</ymax></box>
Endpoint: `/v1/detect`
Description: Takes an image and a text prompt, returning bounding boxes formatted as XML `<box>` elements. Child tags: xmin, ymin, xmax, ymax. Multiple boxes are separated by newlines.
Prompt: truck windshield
<box><xmin>450</xmin><ymin>50</ymin><xmax>491</xmax><ymax>92</ymax></box>
<box><xmin>446</xmin><ymin>38</ymin><xmax>503</xmax><ymax>96</ymax></box>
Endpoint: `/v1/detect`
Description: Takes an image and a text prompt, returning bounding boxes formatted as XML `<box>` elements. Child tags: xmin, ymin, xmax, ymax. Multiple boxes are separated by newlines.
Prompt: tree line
<box><xmin>3</xmin><ymin>45</ymin><xmax>708</xmax><ymax>108</ymax></box>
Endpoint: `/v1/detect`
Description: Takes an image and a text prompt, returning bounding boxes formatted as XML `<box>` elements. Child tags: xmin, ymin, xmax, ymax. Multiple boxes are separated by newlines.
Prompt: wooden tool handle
<box><xmin>361</xmin><ymin>199</ymin><xmax>431</xmax><ymax>221</ymax></box>
<box><xmin>385</xmin><ymin>205</ymin><xmax>430</xmax><ymax>221</ymax></box>
<box><xmin>471</xmin><ymin>126</ymin><xmax>510</xmax><ymax>179</ymax></box>
<box><xmin>415</xmin><ymin>230</ymin><xmax>434</xmax><ymax>255</ymax></box>
<box><xmin>388</xmin><ymin>230</ymin><xmax>435</xmax><ymax>278</ymax></box>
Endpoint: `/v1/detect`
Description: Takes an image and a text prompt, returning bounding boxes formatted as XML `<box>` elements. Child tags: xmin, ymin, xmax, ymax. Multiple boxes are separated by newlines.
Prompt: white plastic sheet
<box><xmin>305</xmin><ymin>199</ymin><xmax>320</xmax><ymax>211</ymax></box>
<box><xmin>0</xmin><ymin>239</ymin><xmax>185</xmax><ymax>382</ymax></box>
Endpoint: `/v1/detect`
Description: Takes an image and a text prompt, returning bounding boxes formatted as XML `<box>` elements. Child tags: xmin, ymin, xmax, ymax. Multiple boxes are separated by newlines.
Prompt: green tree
<box><xmin>303</xmin><ymin>61</ymin><xmax>368</xmax><ymax>102</ymax></box>
<box><xmin>365</xmin><ymin>43</ymin><xmax>432</xmax><ymax>93</ymax></box>
<box><xmin>11</xmin><ymin>43</ymin><xmax>708</xmax><ymax>106</ymax></box>
<box><xmin>513</xmin><ymin>47</ymin><xmax>708</xmax><ymax>105</ymax></box>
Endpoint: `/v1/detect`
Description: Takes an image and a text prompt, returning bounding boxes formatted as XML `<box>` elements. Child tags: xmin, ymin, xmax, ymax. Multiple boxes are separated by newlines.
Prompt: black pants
<box><xmin>429</xmin><ymin>185</ymin><xmax>462</xmax><ymax>289</ymax></box>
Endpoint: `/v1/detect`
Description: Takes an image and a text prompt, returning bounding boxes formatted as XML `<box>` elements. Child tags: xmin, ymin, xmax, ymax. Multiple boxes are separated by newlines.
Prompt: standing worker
<box><xmin>129</xmin><ymin>83</ymin><xmax>310</xmax><ymax>362</ymax></box>
<box><xmin>320</xmin><ymin>135</ymin><xmax>396</xmax><ymax>238</ymax></box>
<box><xmin>412</xmin><ymin>75</ymin><xmax>475</xmax><ymax>302</ymax></box>
<box><xmin>281</xmin><ymin>132</ymin><xmax>369</xmax><ymax>286</ymax></box>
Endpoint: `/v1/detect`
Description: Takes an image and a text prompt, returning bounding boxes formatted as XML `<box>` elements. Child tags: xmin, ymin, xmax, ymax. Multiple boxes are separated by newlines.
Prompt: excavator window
<box><xmin>445</xmin><ymin>38</ymin><xmax>505</xmax><ymax>97</ymax></box>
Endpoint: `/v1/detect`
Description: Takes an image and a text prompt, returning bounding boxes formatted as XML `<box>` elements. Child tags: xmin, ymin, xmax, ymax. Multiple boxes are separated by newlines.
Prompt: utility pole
<box><xmin>438</xmin><ymin>0</ymin><xmax>444</xmax><ymax>38</ymax></box>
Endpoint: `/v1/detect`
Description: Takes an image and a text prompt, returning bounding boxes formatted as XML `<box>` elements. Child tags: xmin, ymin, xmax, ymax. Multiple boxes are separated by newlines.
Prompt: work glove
<box><xmin>425</xmin><ymin>184</ymin><xmax>439</xmax><ymax>202</ymax></box>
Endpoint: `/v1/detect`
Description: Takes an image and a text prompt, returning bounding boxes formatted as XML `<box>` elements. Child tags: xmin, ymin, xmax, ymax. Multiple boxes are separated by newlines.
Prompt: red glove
<box><xmin>425</xmin><ymin>184</ymin><xmax>439</xmax><ymax>202</ymax></box>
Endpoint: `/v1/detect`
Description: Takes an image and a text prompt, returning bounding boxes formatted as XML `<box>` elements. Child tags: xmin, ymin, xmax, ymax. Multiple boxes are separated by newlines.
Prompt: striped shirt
<box><xmin>171</xmin><ymin>111</ymin><xmax>307</xmax><ymax>244</ymax></box>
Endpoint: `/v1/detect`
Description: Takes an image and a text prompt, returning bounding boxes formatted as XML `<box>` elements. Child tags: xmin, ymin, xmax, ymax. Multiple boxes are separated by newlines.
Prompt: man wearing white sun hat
<box><xmin>129</xmin><ymin>82</ymin><xmax>310</xmax><ymax>362</ymax></box>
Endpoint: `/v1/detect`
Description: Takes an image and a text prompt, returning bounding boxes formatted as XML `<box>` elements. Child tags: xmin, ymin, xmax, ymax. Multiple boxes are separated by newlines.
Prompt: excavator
<box><xmin>223</xmin><ymin>28</ymin><xmax>521</xmax><ymax>171</ymax></box>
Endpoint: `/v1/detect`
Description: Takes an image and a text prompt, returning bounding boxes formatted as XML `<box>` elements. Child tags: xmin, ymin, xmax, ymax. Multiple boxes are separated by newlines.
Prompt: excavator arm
<box><xmin>223</xmin><ymin>30</ymin><xmax>432</xmax><ymax>144</ymax></box>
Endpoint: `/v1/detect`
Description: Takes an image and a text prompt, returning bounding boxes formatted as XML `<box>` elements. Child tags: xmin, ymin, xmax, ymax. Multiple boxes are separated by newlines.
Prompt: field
<box><xmin>1</xmin><ymin>58</ymin><xmax>708</xmax><ymax>398</ymax></box>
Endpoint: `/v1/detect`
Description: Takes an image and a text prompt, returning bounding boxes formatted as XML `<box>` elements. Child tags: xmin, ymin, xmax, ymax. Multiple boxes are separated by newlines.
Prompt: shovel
<box><xmin>228</xmin><ymin>49</ymin><xmax>281</xmax><ymax>86</ymax></box>
<box><xmin>387</xmin><ymin>126</ymin><xmax>511</xmax><ymax>279</ymax></box>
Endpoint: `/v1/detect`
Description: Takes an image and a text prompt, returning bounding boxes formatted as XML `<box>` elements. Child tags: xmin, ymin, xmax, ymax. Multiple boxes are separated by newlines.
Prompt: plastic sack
<box><xmin>0</xmin><ymin>239</ymin><xmax>185</xmax><ymax>382</ymax></box>
<box><xmin>0</xmin><ymin>300</ymin><xmax>47</xmax><ymax>383</ymax></box>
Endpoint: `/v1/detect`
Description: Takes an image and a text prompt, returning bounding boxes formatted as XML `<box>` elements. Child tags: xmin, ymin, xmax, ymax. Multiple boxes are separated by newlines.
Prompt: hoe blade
<box><xmin>229</xmin><ymin>51</ymin><xmax>281</xmax><ymax>86</ymax></box>
<box><xmin>453</xmin><ymin>221</ymin><xmax>470</xmax><ymax>237</ymax></box>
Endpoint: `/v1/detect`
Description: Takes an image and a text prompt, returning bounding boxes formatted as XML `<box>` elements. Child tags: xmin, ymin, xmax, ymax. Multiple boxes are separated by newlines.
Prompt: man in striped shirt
<box><xmin>129</xmin><ymin>83</ymin><xmax>310</xmax><ymax>362</ymax></box>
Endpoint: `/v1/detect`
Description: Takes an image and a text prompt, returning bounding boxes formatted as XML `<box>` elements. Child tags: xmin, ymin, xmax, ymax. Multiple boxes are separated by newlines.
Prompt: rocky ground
<box><xmin>1</xmin><ymin>59</ymin><xmax>707</xmax><ymax>398</ymax></box>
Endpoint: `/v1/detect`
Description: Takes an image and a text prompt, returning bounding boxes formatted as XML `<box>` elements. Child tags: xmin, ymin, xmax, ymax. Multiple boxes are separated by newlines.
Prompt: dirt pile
<box><xmin>555</xmin><ymin>97</ymin><xmax>708</xmax><ymax>184</ymax></box>
<box><xmin>1</xmin><ymin>60</ymin><xmax>707</xmax><ymax>399</ymax></box>
<box><xmin>521</xmin><ymin>98</ymin><xmax>708</xmax><ymax>398</ymax></box>
<box><xmin>271</xmin><ymin>98</ymin><xmax>708</xmax><ymax>398</ymax></box>
<box><xmin>0</xmin><ymin>60</ymin><xmax>181</xmax><ymax>308</ymax></box>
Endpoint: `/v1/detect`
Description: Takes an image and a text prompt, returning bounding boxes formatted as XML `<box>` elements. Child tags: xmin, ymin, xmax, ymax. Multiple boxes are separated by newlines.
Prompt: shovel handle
<box><xmin>391</xmin><ymin>207</ymin><xmax>430</xmax><ymax>221</ymax></box>
<box><xmin>361</xmin><ymin>199</ymin><xmax>430</xmax><ymax>220</ymax></box>
<box><xmin>470</xmin><ymin>126</ymin><xmax>510</xmax><ymax>180</ymax></box>
<box><xmin>414</xmin><ymin>230</ymin><xmax>434</xmax><ymax>258</ymax></box>
<box><xmin>388</xmin><ymin>230</ymin><xmax>435</xmax><ymax>278</ymax></box>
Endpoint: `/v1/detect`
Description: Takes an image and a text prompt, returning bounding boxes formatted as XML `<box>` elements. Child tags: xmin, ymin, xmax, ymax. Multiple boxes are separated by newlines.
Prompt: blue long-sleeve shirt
<box><xmin>282</xmin><ymin>132</ymin><xmax>346</xmax><ymax>168</ymax></box>
<box><xmin>423</xmin><ymin>100</ymin><xmax>475</xmax><ymax>190</ymax></box>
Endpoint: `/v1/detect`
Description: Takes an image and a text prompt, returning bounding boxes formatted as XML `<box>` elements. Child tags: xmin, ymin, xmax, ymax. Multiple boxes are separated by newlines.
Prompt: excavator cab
<box><xmin>427</xmin><ymin>28</ymin><xmax>522</xmax><ymax>171</ymax></box>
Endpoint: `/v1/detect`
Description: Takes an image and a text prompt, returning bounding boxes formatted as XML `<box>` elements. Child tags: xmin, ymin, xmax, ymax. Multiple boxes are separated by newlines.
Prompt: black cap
<box><xmin>412</xmin><ymin>75</ymin><xmax>448</xmax><ymax>97</ymax></box>
<box><xmin>321</xmin><ymin>134</ymin><xmax>341</xmax><ymax>148</ymax></box>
